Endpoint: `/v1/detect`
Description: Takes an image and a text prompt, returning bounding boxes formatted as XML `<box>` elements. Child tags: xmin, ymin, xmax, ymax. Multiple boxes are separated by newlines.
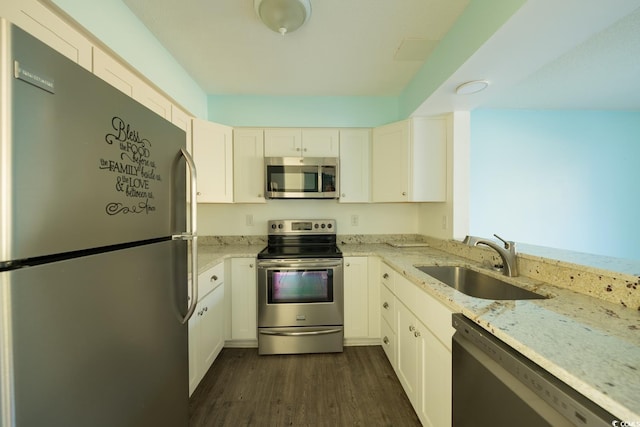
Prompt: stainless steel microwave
<box><xmin>264</xmin><ymin>157</ymin><xmax>339</xmax><ymax>199</ymax></box>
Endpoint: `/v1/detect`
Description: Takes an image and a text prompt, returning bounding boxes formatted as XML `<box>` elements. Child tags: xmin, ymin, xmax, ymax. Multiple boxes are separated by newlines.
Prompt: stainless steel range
<box><xmin>257</xmin><ymin>219</ymin><xmax>344</xmax><ymax>355</ymax></box>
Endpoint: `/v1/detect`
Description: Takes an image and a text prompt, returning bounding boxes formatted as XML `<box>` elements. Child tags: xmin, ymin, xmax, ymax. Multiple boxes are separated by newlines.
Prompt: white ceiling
<box><xmin>122</xmin><ymin>0</ymin><xmax>469</xmax><ymax>96</ymax></box>
<box><xmin>123</xmin><ymin>0</ymin><xmax>640</xmax><ymax>112</ymax></box>
<box><xmin>415</xmin><ymin>0</ymin><xmax>640</xmax><ymax>115</ymax></box>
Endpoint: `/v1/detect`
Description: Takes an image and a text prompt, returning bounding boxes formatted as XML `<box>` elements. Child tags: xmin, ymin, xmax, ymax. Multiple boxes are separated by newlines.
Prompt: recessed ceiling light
<box><xmin>455</xmin><ymin>80</ymin><xmax>489</xmax><ymax>95</ymax></box>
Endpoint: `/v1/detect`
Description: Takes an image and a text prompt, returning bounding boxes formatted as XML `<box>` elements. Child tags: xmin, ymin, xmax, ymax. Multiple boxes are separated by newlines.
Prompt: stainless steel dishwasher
<box><xmin>452</xmin><ymin>314</ymin><xmax>616</xmax><ymax>426</ymax></box>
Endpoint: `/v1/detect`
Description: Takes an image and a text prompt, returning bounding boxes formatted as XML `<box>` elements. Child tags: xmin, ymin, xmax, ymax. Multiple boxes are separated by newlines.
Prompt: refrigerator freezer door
<box><xmin>1</xmin><ymin>24</ymin><xmax>186</xmax><ymax>263</ymax></box>
<box><xmin>1</xmin><ymin>240</ymin><xmax>188</xmax><ymax>427</ymax></box>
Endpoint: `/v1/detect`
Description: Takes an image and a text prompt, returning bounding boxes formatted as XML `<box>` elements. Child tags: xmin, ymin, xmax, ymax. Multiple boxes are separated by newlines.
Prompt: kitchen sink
<box><xmin>414</xmin><ymin>265</ymin><xmax>546</xmax><ymax>300</ymax></box>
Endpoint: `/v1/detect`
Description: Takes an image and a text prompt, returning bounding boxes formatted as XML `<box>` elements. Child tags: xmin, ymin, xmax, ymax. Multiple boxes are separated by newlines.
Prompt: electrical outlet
<box><xmin>351</xmin><ymin>214</ymin><xmax>359</xmax><ymax>226</ymax></box>
<box><xmin>246</xmin><ymin>214</ymin><xmax>253</xmax><ymax>226</ymax></box>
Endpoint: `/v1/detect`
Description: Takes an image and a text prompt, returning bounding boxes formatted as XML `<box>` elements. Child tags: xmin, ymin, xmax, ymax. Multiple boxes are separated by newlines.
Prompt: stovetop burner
<box><xmin>257</xmin><ymin>219</ymin><xmax>342</xmax><ymax>260</ymax></box>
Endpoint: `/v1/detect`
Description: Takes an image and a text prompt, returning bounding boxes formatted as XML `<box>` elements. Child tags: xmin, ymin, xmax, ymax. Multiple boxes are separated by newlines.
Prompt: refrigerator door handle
<box><xmin>173</xmin><ymin>147</ymin><xmax>198</xmax><ymax>324</ymax></box>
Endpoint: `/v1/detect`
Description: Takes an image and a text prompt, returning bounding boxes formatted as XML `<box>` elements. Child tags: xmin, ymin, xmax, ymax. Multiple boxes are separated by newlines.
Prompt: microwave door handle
<box><xmin>173</xmin><ymin>147</ymin><xmax>198</xmax><ymax>324</ymax></box>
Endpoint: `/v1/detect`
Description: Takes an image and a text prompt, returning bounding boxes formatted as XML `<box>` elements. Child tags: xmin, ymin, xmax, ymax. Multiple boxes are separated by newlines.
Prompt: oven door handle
<box><xmin>257</xmin><ymin>259</ymin><xmax>343</xmax><ymax>269</ymax></box>
<box><xmin>259</xmin><ymin>328</ymin><xmax>343</xmax><ymax>337</ymax></box>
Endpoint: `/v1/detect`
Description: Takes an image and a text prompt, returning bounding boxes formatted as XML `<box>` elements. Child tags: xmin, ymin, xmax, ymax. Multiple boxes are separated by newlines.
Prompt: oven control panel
<box><xmin>268</xmin><ymin>219</ymin><xmax>336</xmax><ymax>235</ymax></box>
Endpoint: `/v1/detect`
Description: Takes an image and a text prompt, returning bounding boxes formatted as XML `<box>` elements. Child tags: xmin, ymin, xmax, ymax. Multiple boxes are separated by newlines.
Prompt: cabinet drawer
<box><xmin>380</xmin><ymin>262</ymin><xmax>395</xmax><ymax>292</ymax></box>
<box><xmin>381</xmin><ymin>317</ymin><xmax>396</xmax><ymax>366</ymax></box>
<box><xmin>395</xmin><ymin>274</ymin><xmax>454</xmax><ymax>351</ymax></box>
<box><xmin>380</xmin><ymin>285</ymin><xmax>395</xmax><ymax>331</ymax></box>
<box><xmin>198</xmin><ymin>262</ymin><xmax>224</xmax><ymax>301</ymax></box>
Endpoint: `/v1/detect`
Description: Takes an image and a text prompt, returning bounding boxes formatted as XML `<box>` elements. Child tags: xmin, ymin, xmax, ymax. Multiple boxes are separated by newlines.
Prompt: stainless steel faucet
<box><xmin>463</xmin><ymin>234</ymin><xmax>518</xmax><ymax>277</ymax></box>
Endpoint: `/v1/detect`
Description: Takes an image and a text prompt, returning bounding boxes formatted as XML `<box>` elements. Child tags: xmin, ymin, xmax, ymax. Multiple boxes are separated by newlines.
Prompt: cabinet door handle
<box><xmin>249</xmin><ymin>263</ymin><xmax>254</xmax><ymax>268</ymax></box>
<box><xmin>409</xmin><ymin>325</ymin><xmax>415</xmax><ymax>332</ymax></box>
<box><xmin>383</xmin><ymin>273</ymin><xmax>389</xmax><ymax>279</ymax></box>
<box><xmin>414</xmin><ymin>331</ymin><xmax>421</xmax><ymax>338</ymax></box>
<box><xmin>402</xmin><ymin>191</ymin><xmax>407</xmax><ymax>196</ymax></box>
<box><xmin>383</xmin><ymin>336</ymin><xmax>390</xmax><ymax>345</ymax></box>
<box><xmin>211</xmin><ymin>275</ymin><xmax>218</xmax><ymax>281</ymax></box>
<box><xmin>346</xmin><ymin>263</ymin><xmax>351</xmax><ymax>267</ymax></box>
<box><xmin>383</xmin><ymin>302</ymin><xmax>389</xmax><ymax>309</ymax></box>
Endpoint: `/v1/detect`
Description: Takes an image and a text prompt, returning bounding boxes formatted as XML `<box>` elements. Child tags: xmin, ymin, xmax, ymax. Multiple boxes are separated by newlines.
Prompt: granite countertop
<box><xmin>196</xmin><ymin>241</ymin><xmax>640</xmax><ymax>422</ymax></box>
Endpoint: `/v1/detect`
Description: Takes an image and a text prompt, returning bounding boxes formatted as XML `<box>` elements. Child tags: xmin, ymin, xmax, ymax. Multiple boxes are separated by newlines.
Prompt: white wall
<box><xmin>198</xmin><ymin>201</ymin><xmax>419</xmax><ymax>236</ymax></box>
<box><xmin>418</xmin><ymin>112</ymin><xmax>470</xmax><ymax>241</ymax></box>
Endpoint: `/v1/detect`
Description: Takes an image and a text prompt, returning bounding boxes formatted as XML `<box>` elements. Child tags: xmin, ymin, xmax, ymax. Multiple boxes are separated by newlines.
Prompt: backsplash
<box><xmin>200</xmin><ymin>235</ymin><xmax>266</xmax><ymax>246</ymax></box>
<box><xmin>338</xmin><ymin>234</ymin><xmax>426</xmax><ymax>245</ymax></box>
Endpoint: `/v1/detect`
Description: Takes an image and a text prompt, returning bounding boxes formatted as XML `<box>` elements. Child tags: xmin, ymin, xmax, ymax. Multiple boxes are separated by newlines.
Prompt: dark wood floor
<box><xmin>189</xmin><ymin>346</ymin><xmax>421</xmax><ymax>426</ymax></box>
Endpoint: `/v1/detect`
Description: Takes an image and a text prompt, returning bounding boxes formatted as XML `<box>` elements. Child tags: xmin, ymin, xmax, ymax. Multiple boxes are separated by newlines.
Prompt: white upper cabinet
<box><xmin>233</xmin><ymin>128</ymin><xmax>266</xmax><ymax>203</ymax></box>
<box><xmin>264</xmin><ymin>128</ymin><xmax>339</xmax><ymax>157</ymax></box>
<box><xmin>192</xmin><ymin>119</ymin><xmax>233</xmax><ymax>203</ymax></box>
<box><xmin>170</xmin><ymin>105</ymin><xmax>193</xmax><ymax>151</ymax></box>
<box><xmin>93</xmin><ymin>48</ymin><xmax>171</xmax><ymax>120</ymax></box>
<box><xmin>263</xmin><ymin>128</ymin><xmax>301</xmax><ymax>156</ymax></box>
<box><xmin>339</xmin><ymin>129</ymin><xmax>371</xmax><ymax>203</ymax></box>
<box><xmin>372</xmin><ymin>117</ymin><xmax>447</xmax><ymax>202</ymax></box>
<box><xmin>2</xmin><ymin>0</ymin><xmax>93</xmax><ymax>70</ymax></box>
<box><xmin>302</xmin><ymin>129</ymin><xmax>340</xmax><ymax>157</ymax></box>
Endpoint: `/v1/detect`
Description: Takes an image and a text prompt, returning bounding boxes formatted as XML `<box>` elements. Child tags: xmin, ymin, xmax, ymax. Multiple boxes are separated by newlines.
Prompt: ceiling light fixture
<box><xmin>254</xmin><ymin>0</ymin><xmax>311</xmax><ymax>36</ymax></box>
<box><xmin>455</xmin><ymin>80</ymin><xmax>490</xmax><ymax>95</ymax></box>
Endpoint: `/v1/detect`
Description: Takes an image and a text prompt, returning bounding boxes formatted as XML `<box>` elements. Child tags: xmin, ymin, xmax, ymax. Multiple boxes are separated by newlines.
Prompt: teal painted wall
<box><xmin>49</xmin><ymin>0</ymin><xmax>207</xmax><ymax>118</ymax></box>
<box><xmin>470</xmin><ymin>109</ymin><xmax>640</xmax><ymax>260</ymax></box>
<box><xmin>208</xmin><ymin>95</ymin><xmax>398</xmax><ymax>127</ymax></box>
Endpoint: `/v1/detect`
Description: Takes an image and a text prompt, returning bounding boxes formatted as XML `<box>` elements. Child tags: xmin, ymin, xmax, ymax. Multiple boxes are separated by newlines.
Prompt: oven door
<box><xmin>257</xmin><ymin>259</ymin><xmax>344</xmax><ymax>328</ymax></box>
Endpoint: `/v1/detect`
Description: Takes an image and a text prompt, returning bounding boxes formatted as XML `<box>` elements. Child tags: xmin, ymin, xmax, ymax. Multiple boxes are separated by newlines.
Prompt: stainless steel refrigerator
<box><xmin>0</xmin><ymin>20</ymin><xmax>198</xmax><ymax>427</ymax></box>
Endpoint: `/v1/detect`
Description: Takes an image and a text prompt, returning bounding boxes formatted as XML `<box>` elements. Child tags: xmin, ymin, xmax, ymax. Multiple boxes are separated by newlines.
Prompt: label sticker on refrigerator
<box><xmin>14</xmin><ymin>61</ymin><xmax>55</xmax><ymax>94</ymax></box>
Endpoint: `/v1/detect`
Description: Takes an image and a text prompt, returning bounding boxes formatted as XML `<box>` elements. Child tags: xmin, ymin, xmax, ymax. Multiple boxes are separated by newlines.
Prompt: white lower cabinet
<box><xmin>229</xmin><ymin>258</ymin><xmax>257</xmax><ymax>342</ymax></box>
<box><xmin>189</xmin><ymin>263</ymin><xmax>225</xmax><ymax>396</ymax></box>
<box><xmin>396</xmin><ymin>302</ymin><xmax>421</xmax><ymax>399</ymax></box>
<box><xmin>381</xmin><ymin>262</ymin><xmax>454</xmax><ymax>427</ymax></box>
<box><xmin>419</xmin><ymin>324</ymin><xmax>452</xmax><ymax>427</ymax></box>
<box><xmin>397</xmin><ymin>301</ymin><xmax>452</xmax><ymax>427</ymax></box>
<box><xmin>344</xmin><ymin>256</ymin><xmax>380</xmax><ymax>345</ymax></box>
<box><xmin>344</xmin><ymin>257</ymin><xmax>369</xmax><ymax>340</ymax></box>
